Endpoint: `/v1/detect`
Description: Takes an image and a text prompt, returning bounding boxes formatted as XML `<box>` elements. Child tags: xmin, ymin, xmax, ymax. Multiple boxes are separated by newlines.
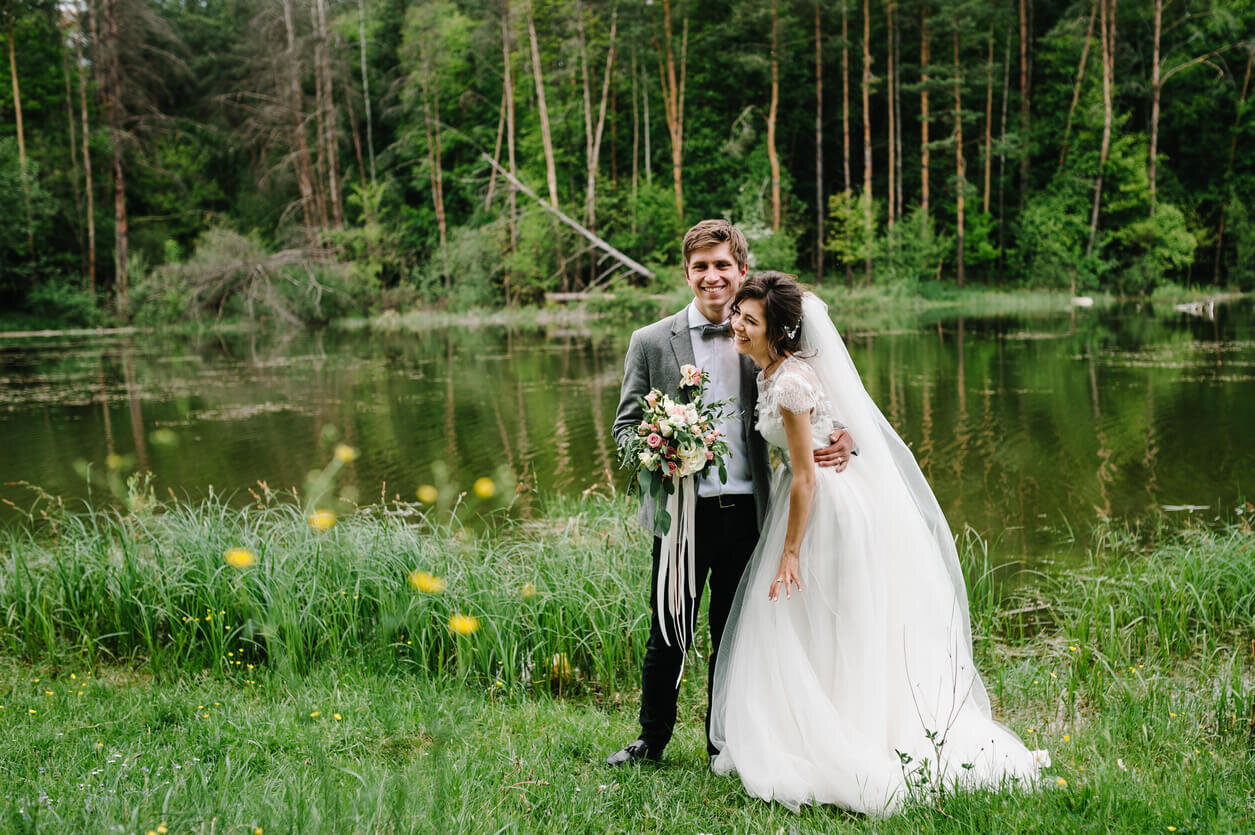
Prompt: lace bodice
<box><xmin>754</xmin><ymin>355</ymin><xmax>835</xmax><ymax>453</ymax></box>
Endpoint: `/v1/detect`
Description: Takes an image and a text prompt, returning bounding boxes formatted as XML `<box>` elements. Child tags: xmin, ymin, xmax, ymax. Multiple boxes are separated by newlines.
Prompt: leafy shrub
<box><xmin>1110</xmin><ymin>202</ymin><xmax>1197</xmax><ymax>294</ymax></box>
<box><xmin>24</xmin><ymin>277</ymin><xmax>102</xmax><ymax>327</ymax></box>
<box><xmin>874</xmin><ymin>207</ymin><xmax>954</xmax><ymax>290</ymax></box>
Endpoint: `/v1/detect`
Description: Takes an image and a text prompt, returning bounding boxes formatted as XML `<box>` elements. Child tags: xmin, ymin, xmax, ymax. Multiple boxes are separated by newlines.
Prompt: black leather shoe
<box><xmin>605</xmin><ymin>739</ymin><xmax>660</xmax><ymax>767</ymax></box>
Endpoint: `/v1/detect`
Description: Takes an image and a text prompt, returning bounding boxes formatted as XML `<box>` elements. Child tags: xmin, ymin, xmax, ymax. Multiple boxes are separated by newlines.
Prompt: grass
<box><xmin>1</xmin><ymin>494</ymin><xmax>1252</xmax><ymax>831</ymax></box>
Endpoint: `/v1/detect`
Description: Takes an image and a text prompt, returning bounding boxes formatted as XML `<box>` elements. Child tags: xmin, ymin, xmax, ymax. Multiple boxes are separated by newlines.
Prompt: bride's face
<box><xmin>731</xmin><ymin>297</ymin><xmax>770</xmax><ymax>363</ymax></box>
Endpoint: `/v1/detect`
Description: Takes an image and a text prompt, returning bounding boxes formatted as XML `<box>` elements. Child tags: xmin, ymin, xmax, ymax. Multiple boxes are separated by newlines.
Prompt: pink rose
<box><xmin>667</xmin><ymin>461</ymin><xmax>677</xmax><ymax>473</ymax></box>
<box><xmin>644</xmin><ymin>391</ymin><xmax>659</xmax><ymax>407</ymax></box>
<box><xmin>679</xmin><ymin>364</ymin><xmax>703</xmax><ymax>388</ymax></box>
<box><xmin>646</xmin><ymin>433</ymin><xmax>663</xmax><ymax>448</ymax></box>
<box><xmin>706</xmin><ymin>450</ymin><xmax>714</xmax><ymax>460</ymax></box>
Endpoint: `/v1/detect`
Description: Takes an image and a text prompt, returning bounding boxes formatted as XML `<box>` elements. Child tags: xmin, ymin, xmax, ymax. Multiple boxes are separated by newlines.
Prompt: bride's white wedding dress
<box><xmin>709</xmin><ymin>294</ymin><xmax>1047</xmax><ymax>815</ymax></box>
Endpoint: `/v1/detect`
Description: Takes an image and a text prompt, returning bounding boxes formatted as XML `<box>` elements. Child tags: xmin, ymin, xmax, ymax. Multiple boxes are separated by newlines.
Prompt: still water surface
<box><xmin>2</xmin><ymin>301</ymin><xmax>1252</xmax><ymax>566</ymax></box>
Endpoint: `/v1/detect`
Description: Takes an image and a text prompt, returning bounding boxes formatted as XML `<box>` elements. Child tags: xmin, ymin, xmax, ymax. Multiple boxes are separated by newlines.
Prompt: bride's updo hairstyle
<box><xmin>733</xmin><ymin>271</ymin><xmax>805</xmax><ymax>359</ymax></box>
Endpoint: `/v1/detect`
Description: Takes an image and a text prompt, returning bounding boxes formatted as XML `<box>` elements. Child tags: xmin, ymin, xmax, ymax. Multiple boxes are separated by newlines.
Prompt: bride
<box><xmin>710</xmin><ymin>272</ymin><xmax>1047</xmax><ymax>814</ymax></box>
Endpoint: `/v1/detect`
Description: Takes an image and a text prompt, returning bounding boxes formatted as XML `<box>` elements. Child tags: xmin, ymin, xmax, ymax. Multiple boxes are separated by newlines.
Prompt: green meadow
<box><xmin>1</xmin><ymin>490</ymin><xmax>1252</xmax><ymax>832</ymax></box>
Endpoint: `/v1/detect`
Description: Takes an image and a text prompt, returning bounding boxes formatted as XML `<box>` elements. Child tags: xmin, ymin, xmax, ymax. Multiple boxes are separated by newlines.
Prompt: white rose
<box><xmin>638</xmin><ymin>451</ymin><xmax>659</xmax><ymax>469</ymax></box>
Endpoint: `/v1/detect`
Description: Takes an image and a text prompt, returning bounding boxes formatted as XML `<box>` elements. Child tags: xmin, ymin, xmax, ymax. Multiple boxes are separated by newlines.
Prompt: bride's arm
<box><xmin>769</xmin><ymin>406</ymin><xmax>817</xmax><ymax>601</ymax></box>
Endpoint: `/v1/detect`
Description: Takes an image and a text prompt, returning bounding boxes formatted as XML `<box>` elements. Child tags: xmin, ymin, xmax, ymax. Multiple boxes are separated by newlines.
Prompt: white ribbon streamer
<box><xmin>655</xmin><ymin>475</ymin><xmax>699</xmax><ymax>686</ymax></box>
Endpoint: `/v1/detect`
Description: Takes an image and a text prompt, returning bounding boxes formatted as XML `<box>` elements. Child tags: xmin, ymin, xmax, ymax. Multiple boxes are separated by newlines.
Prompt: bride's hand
<box><xmin>768</xmin><ymin>551</ymin><xmax>802</xmax><ymax>601</ymax></box>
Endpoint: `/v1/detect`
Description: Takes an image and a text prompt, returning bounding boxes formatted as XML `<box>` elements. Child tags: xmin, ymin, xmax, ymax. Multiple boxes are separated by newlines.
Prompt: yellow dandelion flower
<box><xmin>70</xmin><ymin>673</ymin><xmax>76</xmax><ymax>679</ymax></box>
<box><xmin>407</xmin><ymin>570</ymin><xmax>447</xmax><ymax>594</ymax></box>
<box><xmin>95</xmin><ymin>742</ymin><xmax>103</xmax><ymax>749</ymax></box>
<box><xmin>309</xmin><ymin>711</ymin><xmax>321</xmax><ymax>718</ymax></box>
<box><xmin>45</xmin><ymin>690</ymin><xmax>53</xmax><ymax>696</ymax></box>
<box><xmin>158</xmin><ymin>825</ymin><xmax>168</xmax><ymax>834</ymax></box>
<box><xmin>29</xmin><ymin>709</ymin><xmax>36</xmax><ymax>714</ymax></box>
<box><xmin>308</xmin><ymin>509</ymin><xmax>337</xmax><ymax>532</ymax></box>
<box><xmin>148</xmin><ymin>830</ymin><xmax>157</xmax><ymax>835</ymax></box>
<box><xmin>417</xmin><ymin>484</ymin><xmax>439</xmax><ymax>504</ymax></box>
<box><xmin>448</xmin><ymin>613</ymin><xmax>481</xmax><ymax>636</ymax></box>
<box><xmin>1055</xmin><ymin>777</ymin><xmax>1067</xmax><ymax>787</ymax></box>
<box><xmin>333</xmin><ymin>713</ymin><xmax>342</xmax><ymax>721</ymax></box>
<box><xmin>1069</xmin><ymin>646</ymin><xmax>1078</xmax><ymax>652</ymax></box>
<box><xmin>225</xmin><ymin>547</ymin><xmax>256</xmax><ymax>568</ymax></box>
<box><xmin>472</xmin><ymin>477</ymin><xmax>496</xmax><ymax>499</ymax></box>
<box><xmin>1167</xmin><ymin>828</ymin><xmax>1176</xmax><ymax>833</ymax></box>
<box><xmin>1170</xmin><ymin>712</ymin><xmax>1176</xmax><ymax>717</ymax></box>
<box><xmin>334</xmin><ymin>443</ymin><xmax>358</xmax><ymax>463</ymax></box>
<box><xmin>255</xmin><ymin>828</ymin><xmax>264</xmax><ymax>835</ymax></box>
<box><xmin>201</xmin><ymin>712</ymin><xmax>209</xmax><ymax>718</ymax></box>
<box><xmin>521</xmin><ymin>582</ymin><xmax>537</xmax><ymax>599</ymax></box>
<box><xmin>1063</xmin><ymin>735</ymin><xmax>1070</xmax><ymax>741</ymax></box>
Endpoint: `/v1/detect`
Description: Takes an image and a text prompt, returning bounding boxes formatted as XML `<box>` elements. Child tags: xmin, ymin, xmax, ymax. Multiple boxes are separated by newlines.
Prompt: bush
<box><xmin>1110</xmin><ymin>202</ymin><xmax>1197</xmax><ymax>295</ymax></box>
<box><xmin>874</xmin><ymin>207</ymin><xmax>954</xmax><ymax>290</ymax></box>
<box><xmin>23</xmin><ymin>277</ymin><xmax>102</xmax><ymax>328</ymax></box>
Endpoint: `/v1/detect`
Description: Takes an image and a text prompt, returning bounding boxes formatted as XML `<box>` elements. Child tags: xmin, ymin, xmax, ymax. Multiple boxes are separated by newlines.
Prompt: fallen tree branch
<box><xmin>480</xmin><ymin>153</ymin><xmax>654</xmax><ymax>281</ymax></box>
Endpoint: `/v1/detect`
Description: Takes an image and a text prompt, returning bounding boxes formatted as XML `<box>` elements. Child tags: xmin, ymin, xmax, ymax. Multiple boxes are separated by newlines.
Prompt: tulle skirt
<box><xmin>709</xmin><ymin>461</ymin><xmax>1048</xmax><ymax>815</ymax></box>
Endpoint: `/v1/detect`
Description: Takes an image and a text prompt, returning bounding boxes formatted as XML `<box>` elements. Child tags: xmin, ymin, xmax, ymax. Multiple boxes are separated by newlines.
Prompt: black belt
<box><xmin>697</xmin><ymin>493</ymin><xmax>753</xmax><ymax>510</ymax></box>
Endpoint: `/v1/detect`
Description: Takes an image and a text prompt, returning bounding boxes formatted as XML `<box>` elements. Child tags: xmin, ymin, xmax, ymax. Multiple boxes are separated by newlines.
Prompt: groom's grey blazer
<box><xmin>613</xmin><ymin>307</ymin><xmax>772</xmax><ymax>536</ymax></box>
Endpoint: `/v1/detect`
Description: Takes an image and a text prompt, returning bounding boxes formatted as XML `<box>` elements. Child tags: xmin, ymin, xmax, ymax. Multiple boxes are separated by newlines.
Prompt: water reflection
<box><xmin>1</xmin><ymin>300</ymin><xmax>1252</xmax><ymax>568</ymax></box>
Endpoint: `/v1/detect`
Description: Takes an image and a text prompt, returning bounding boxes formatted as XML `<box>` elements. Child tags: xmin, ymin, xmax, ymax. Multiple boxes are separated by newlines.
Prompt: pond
<box><xmin>2</xmin><ymin>299</ymin><xmax>1252</xmax><ymax>568</ymax></box>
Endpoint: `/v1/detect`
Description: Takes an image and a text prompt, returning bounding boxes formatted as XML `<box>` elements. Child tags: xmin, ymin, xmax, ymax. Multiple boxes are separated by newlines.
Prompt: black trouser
<box><xmin>637</xmin><ymin>493</ymin><xmax>759</xmax><ymax>757</ymax></box>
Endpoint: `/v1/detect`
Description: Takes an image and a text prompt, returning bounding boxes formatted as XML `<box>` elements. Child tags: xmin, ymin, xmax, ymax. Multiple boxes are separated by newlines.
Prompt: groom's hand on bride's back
<box><xmin>813</xmin><ymin>428</ymin><xmax>856</xmax><ymax>472</ymax></box>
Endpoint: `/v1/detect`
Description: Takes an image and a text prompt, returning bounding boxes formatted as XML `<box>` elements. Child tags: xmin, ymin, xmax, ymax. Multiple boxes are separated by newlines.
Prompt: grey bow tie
<box><xmin>699</xmin><ymin>321</ymin><xmax>731</xmax><ymax>339</ymax></box>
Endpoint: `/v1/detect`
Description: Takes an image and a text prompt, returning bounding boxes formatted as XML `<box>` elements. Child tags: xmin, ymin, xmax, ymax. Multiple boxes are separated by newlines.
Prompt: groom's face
<box><xmin>684</xmin><ymin>242</ymin><xmax>746</xmax><ymax>321</ymax></box>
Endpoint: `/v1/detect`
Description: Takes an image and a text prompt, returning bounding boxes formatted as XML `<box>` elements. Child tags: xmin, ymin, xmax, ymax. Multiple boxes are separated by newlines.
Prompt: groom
<box><xmin>606</xmin><ymin>219</ymin><xmax>855</xmax><ymax>766</ymax></box>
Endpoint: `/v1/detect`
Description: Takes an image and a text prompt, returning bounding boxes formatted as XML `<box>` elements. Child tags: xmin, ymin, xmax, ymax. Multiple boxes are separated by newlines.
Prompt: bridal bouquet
<box><xmin>622</xmin><ymin>363</ymin><xmax>731</xmax><ymax>532</ymax></box>
<box><xmin>621</xmin><ymin>364</ymin><xmax>731</xmax><ymax>665</ymax></box>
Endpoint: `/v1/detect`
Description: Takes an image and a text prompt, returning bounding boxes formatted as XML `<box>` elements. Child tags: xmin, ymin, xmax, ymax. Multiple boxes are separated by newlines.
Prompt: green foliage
<box><xmin>417</xmin><ymin>224</ymin><xmax>505</xmax><ymax>310</ymax></box>
<box><xmin>22</xmin><ymin>275</ymin><xmax>101</xmax><ymax>327</ymax></box>
<box><xmin>1109</xmin><ymin>203</ymin><xmax>1199</xmax><ymax>295</ymax></box>
<box><xmin>1015</xmin><ymin>185</ymin><xmax>1098</xmax><ymax>289</ymax></box>
<box><xmin>1222</xmin><ymin>196</ymin><xmax>1255</xmax><ymax>290</ymax></box>
<box><xmin>824</xmin><ymin>189</ymin><xmax>878</xmax><ymax>273</ymax></box>
<box><xmin>875</xmin><ymin>208</ymin><xmax>955</xmax><ymax>290</ymax></box>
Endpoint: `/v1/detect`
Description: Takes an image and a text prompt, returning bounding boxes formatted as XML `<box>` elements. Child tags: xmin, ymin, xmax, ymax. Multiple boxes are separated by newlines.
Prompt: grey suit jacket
<box><xmin>613</xmin><ymin>308</ymin><xmax>772</xmax><ymax>536</ymax></box>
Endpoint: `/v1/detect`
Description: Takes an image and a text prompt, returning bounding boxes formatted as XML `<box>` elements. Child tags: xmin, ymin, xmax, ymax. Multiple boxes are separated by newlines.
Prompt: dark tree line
<box><xmin>2</xmin><ymin>0</ymin><xmax>1253</xmax><ymax>324</ymax></box>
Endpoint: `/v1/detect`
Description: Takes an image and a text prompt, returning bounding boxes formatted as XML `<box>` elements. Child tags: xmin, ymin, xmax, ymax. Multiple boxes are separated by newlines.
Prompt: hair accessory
<box><xmin>784</xmin><ymin>319</ymin><xmax>801</xmax><ymax>341</ymax></box>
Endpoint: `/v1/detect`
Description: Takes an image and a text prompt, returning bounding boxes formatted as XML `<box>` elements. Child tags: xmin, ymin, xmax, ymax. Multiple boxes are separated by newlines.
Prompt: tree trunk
<box><xmin>815</xmin><ymin>1</ymin><xmax>824</xmax><ymax>283</ymax></box>
<box><xmin>576</xmin><ymin>0</ymin><xmax>593</xmax><ymax>237</ymax></box>
<box><xmin>343</xmin><ymin>78</ymin><xmax>368</xmax><ymax>194</ymax></box>
<box><xmin>76</xmin><ymin>3</ymin><xmax>97</xmax><ymax>294</ymax></box>
<box><xmin>643</xmin><ymin>55</ymin><xmax>652</xmax><ymax>186</ymax></box>
<box><xmin>1213</xmin><ymin>45</ymin><xmax>1254</xmax><ymax>282</ymax></box>
<box><xmin>309</xmin><ymin>1</ymin><xmax>329</xmax><ymax>233</ymax></box>
<box><xmin>768</xmin><ymin>0</ymin><xmax>781</xmax><ymax>231</ymax></box>
<box><xmin>7</xmin><ymin>22</ymin><xmax>33</xmax><ymax>253</ymax></box>
<box><xmin>657</xmin><ymin>0</ymin><xmax>687</xmax><ymax>223</ymax></box>
<box><xmin>886</xmin><ymin>1</ymin><xmax>895</xmax><ymax>231</ymax></box>
<box><xmin>1085</xmin><ymin>0</ymin><xmax>1114</xmax><ymax>259</ymax></box>
<box><xmin>282</xmin><ymin>0</ymin><xmax>318</xmax><ymax>240</ymax></box>
<box><xmin>997</xmin><ymin>26</ymin><xmax>1011</xmax><ymax>280</ymax></box>
<box><xmin>1018</xmin><ymin>0</ymin><xmax>1030</xmax><ymax>207</ymax></box>
<box><xmin>527</xmin><ymin>6</ymin><xmax>560</xmax><ymax>211</ymax></box>
<box><xmin>842</xmin><ymin>0</ymin><xmax>852</xmax><ymax>283</ymax></box>
<box><xmin>1149</xmin><ymin>0</ymin><xmax>1161</xmax><ymax>213</ymax></box>
<box><xmin>983</xmin><ymin>26</ymin><xmax>994</xmax><ymax>214</ymax></box>
<box><xmin>861</xmin><ymin>0</ymin><xmax>872</xmax><ymax>283</ymax></box>
<box><xmin>102</xmin><ymin>0</ymin><xmax>128</xmax><ymax>312</ymax></box>
<box><xmin>893</xmin><ymin>11</ymin><xmax>903</xmax><ymax>219</ymax></box>
<box><xmin>1059</xmin><ymin>0</ymin><xmax>1096</xmax><ymax>171</ymax></box>
<box><xmin>920</xmin><ymin>6</ymin><xmax>930</xmax><ymax>217</ymax></box>
<box><xmin>503</xmin><ymin>7</ymin><xmax>518</xmax><ymax>302</ymax></box>
<box><xmin>316</xmin><ymin>0</ymin><xmax>342</xmax><ymax>227</ymax></box>
<box><xmin>590</xmin><ymin>11</ymin><xmax>618</xmax><ymax>237</ymax></box>
<box><xmin>632</xmin><ymin>49</ymin><xmax>639</xmax><ymax>236</ymax></box>
<box><xmin>420</xmin><ymin>51</ymin><xmax>448</xmax><ymax>289</ymax></box>
<box><xmin>61</xmin><ymin>18</ymin><xmax>84</xmax><ymax>268</ymax></box>
<box><xmin>358</xmin><ymin>0</ymin><xmax>376</xmax><ymax>186</ymax></box>
<box><xmin>485</xmin><ymin>88</ymin><xmax>507</xmax><ymax>210</ymax></box>
<box><xmin>953</xmin><ymin>27</ymin><xmax>966</xmax><ymax>287</ymax></box>
<box><xmin>1084</xmin><ymin>0</ymin><xmax>1114</xmax><ymax>257</ymax></box>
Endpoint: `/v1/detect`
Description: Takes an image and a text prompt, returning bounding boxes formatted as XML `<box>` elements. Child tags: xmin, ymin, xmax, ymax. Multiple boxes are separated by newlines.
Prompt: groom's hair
<box><xmin>682</xmin><ymin>219</ymin><xmax>749</xmax><ymax>270</ymax></box>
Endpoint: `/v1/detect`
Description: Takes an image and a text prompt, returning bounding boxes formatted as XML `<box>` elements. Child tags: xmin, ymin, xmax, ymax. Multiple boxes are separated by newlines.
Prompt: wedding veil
<box><xmin>796</xmin><ymin>291</ymin><xmax>990</xmax><ymax>717</ymax></box>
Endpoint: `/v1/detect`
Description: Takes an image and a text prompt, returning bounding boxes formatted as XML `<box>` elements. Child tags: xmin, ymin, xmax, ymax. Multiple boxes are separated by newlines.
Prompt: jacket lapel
<box><xmin>738</xmin><ymin>353</ymin><xmax>759</xmax><ymax>439</ymax></box>
<box><xmin>669</xmin><ymin>309</ymin><xmax>696</xmax><ymax>401</ymax></box>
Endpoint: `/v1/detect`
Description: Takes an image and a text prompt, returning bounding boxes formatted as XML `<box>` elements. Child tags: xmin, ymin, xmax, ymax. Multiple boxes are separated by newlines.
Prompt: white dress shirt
<box><xmin>687</xmin><ymin>302</ymin><xmax>755</xmax><ymax>498</ymax></box>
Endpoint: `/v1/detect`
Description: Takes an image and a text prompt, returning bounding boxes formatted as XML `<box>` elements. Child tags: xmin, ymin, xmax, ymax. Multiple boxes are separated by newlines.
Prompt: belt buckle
<box><xmin>716</xmin><ymin>494</ymin><xmax>736</xmax><ymax>509</ymax></box>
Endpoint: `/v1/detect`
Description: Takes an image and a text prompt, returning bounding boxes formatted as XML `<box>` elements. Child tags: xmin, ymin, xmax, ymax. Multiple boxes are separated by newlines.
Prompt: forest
<box><xmin>2</xmin><ymin>0</ymin><xmax>1253</xmax><ymax>326</ymax></box>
